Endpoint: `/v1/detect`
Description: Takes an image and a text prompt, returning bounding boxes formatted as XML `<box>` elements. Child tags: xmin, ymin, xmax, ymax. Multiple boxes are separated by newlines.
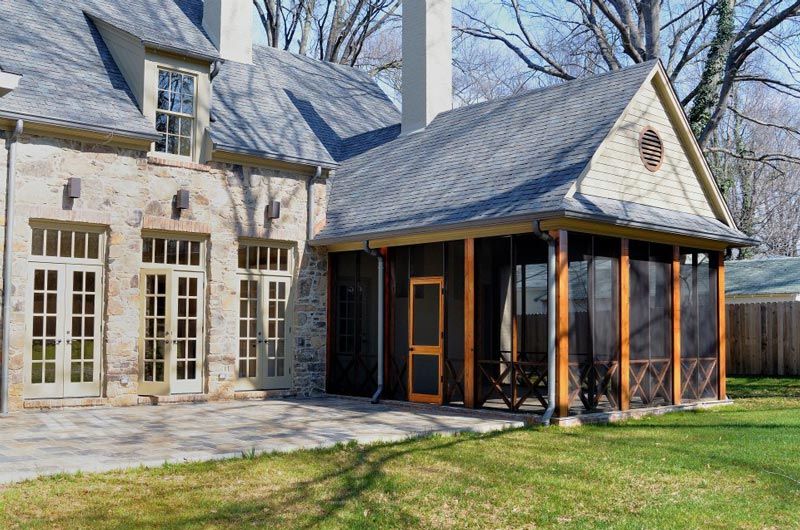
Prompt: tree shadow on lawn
<box><xmin>36</xmin><ymin>429</ymin><xmax>517</xmax><ymax>529</ymax></box>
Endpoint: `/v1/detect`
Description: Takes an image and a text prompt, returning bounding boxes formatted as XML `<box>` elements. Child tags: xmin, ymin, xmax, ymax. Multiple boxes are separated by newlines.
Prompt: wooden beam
<box><xmin>619</xmin><ymin>239</ymin><xmax>630</xmax><ymax>411</ymax></box>
<box><xmin>718</xmin><ymin>252</ymin><xmax>727</xmax><ymax>399</ymax></box>
<box><xmin>672</xmin><ymin>245</ymin><xmax>682</xmax><ymax>405</ymax></box>
<box><xmin>464</xmin><ymin>238</ymin><xmax>476</xmax><ymax>408</ymax></box>
<box><xmin>556</xmin><ymin>230</ymin><xmax>570</xmax><ymax>417</ymax></box>
<box><xmin>539</xmin><ymin>218</ymin><xmax>732</xmax><ymax>251</ymax></box>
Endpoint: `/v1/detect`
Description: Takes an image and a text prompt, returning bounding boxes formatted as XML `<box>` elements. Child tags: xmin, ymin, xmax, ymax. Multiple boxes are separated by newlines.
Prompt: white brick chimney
<box><xmin>203</xmin><ymin>0</ymin><xmax>253</xmax><ymax>64</ymax></box>
<box><xmin>401</xmin><ymin>0</ymin><xmax>453</xmax><ymax>135</ymax></box>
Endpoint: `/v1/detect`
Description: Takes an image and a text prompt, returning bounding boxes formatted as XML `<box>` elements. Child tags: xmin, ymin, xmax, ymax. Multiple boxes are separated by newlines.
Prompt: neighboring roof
<box><xmin>0</xmin><ymin>0</ymin><xmax>398</xmax><ymax>161</ymax></box>
<box><xmin>210</xmin><ymin>45</ymin><xmax>399</xmax><ymax>167</ymax></box>
<box><xmin>726</xmin><ymin>258</ymin><xmax>800</xmax><ymax>296</ymax></box>
<box><xmin>318</xmin><ymin>61</ymin><xmax>749</xmax><ymax>245</ymax></box>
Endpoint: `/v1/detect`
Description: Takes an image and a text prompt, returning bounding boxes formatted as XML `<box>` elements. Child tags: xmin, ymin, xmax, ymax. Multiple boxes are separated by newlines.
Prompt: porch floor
<box><xmin>0</xmin><ymin>397</ymin><xmax>523</xmax><ymax>484</ymax></box>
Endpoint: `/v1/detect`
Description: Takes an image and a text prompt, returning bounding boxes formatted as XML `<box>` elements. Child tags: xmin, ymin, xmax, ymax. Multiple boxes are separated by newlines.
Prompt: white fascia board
<box><xmin>0</xmin><ymin>71</ymin><xmax>22</xmax><ymax>92</ymax></box>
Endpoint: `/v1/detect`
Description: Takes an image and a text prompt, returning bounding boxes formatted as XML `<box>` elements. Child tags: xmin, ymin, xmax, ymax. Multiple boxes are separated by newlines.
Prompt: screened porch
<box><xmin>326</xmin><ymin>230</ymin><xmax>726</xmax><ymax>417</ymax></box>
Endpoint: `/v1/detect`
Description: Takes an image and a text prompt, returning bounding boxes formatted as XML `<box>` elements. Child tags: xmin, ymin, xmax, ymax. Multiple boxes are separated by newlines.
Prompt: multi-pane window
<box><xmin>237</xmin><ymin>244</ymin><xmax>290</xmax><ymax>272</ymax></box>
<box><xmin>238</xmin><ymin>279</ymin><xmax>259</xmax><ymax>378</ymax></box>
<box><xmin>142</xmin><ymin>236</ymin><xmax>202</xmax><ymax>266</ymax></box>
<box><xmin>155</xmin><ymin>69</ymin><xmax>195</xmax><ymax>157</ymax></box>
<box><xmin>31</xmin><ymin>228</ymin><xmax>101</xmax><ymax>260</ymax></box>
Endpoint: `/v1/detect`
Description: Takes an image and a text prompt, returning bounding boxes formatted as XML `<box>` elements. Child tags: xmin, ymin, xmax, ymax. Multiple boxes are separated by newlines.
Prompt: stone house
<box><xmin>1</xmin><ymin>0</ymin><xmax>755</xmax><ymax>419</ymax></box>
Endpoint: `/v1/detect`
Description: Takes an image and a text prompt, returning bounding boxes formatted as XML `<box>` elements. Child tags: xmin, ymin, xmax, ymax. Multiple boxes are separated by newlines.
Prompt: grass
<box><xmin>1</xmin><ymin>377</ymin><xmax>799</xmax><ymax>529</ymax></box>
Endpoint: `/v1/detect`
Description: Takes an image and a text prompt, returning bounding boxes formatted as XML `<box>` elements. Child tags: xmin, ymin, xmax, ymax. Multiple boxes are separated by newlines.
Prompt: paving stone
<box><xmin>0</xmin><ymin>397</ymin><xmax>522</xmax><ymax>484</ymax></box>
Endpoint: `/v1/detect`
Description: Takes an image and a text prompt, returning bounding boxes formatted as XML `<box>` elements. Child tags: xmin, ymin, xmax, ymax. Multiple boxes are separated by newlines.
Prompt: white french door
<box><xmin>25</xmin><ymin>263</ymin><xmax>103</xmax><ymax>399</ymax></box>
<box><xmin>236</xmin><ymin>274</ymin><xmax>293</xmax><ymax>390</ymax></box>
<box><xmin>139</xmin><ymin>269</ymin><xmax>205</xmax><ymax>395</ymax></box>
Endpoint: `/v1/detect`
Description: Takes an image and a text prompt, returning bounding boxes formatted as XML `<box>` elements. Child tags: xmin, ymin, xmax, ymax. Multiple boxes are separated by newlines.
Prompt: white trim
<box><xmin>0</xmin><ymin>71</ymin><xmax>22</xmax><ymax>92</ymax></box>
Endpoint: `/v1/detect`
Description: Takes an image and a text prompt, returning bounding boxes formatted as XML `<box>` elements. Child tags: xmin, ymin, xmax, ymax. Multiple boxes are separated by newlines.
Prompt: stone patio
<box><xmin>0</xmin><ymin>397</ymin><xmax>524</xmax><ymax>484</ymax></box>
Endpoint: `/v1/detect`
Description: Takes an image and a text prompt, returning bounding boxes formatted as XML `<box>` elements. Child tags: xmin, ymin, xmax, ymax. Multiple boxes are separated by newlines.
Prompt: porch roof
<box><xmin>316</xmin><ymin>61</ymin><xmax>753</xmax><ymax>249</ymax></box>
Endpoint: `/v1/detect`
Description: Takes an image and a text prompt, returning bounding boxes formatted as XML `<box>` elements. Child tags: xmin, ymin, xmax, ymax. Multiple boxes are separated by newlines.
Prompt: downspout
<box><xmin>533</xmin><ymin>220</ymin><xmax>556</xmax><ymax>426</ymax></box>
<box><xmin>307</xmin><ymin>166</ymin><xmax>321</xmax><ymax>242</ymax></box>
<box><xmin>362</xmin><ymin>241</ymin><xmax>384</xmax><ymax>404</ymax></box>
<box><xmin>2</xmin><ymin>119</ymin><xmax>22</xmax><ymax>416</ymax></box>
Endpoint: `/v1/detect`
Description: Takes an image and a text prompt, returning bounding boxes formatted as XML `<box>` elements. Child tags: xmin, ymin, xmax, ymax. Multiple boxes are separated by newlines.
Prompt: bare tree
<box><xmin>253</xmin><ymin>0</ymin><xmax>400</xmax><ymax>67</ymax></box>
<box><xmin>455</xmin><ymin>0</ymin><xmax>800</xmax><ymax>253</ymax></box>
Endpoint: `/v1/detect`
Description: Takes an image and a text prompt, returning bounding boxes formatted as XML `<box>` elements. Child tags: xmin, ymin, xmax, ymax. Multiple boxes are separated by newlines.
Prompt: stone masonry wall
<box><xmin>0</xmin><ymin>134</ymin><xmax>328</xmax><ymax>410</ymax></box>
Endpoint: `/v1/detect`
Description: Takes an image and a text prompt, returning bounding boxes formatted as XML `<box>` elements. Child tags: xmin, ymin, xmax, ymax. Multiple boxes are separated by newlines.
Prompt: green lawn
<box><xmin>2</xmin><ymin>378</ymin><xmax>799</xmax><ymax>529</ymax></box>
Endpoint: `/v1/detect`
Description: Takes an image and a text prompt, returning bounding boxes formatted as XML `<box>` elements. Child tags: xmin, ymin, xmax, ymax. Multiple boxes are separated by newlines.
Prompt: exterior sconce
<box><xmin>175</xmin><ymin>189</ymin><xmax>190</xmax><ymax>210</ymax></box>
<box><xmin>266</xmin><ymin>200</ymin><xmax>281</xmax><ymax>220</ymax></box>
<box><xmin>67</xmin><ymin>177</ymin><xmax>81</xmax><ymax>199</ymax></box>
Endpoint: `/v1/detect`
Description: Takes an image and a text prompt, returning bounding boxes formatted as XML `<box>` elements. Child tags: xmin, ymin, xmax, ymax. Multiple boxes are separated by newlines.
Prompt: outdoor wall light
<box><xmin>266</xmin><ymin>200</ymin><xmax>281</xmax><ymax>220</ymax></box>
<box><xmin>66</xmin><ymin>177</ymin><xmax>81</xmax><ymax>199</ymax></box>
<box><xmin>175</xmin><ymin>189</ymin><xmax>190</xmax><ymax>210</ymax></box>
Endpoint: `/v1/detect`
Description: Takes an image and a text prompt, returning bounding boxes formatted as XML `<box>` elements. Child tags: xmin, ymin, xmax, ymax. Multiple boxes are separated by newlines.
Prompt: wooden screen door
<box><xmin>408</xmin><ymin>277</ymin><xmax>444</xmax><ymax>404</ymax></box>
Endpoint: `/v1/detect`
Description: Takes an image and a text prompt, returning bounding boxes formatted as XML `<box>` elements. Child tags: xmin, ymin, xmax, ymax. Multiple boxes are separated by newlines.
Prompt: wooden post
<box><xmin>672</xmin><ymin>245</ymin><xmax>681</xmax><ymax>405</ymax></box>
<box><xmin>718</xmin><ymin>252</ymin><xmax>727</xmax><ymax>399</ymax></box>
<box><xmin>464</xmin><ymin>238</ymin><xmax>475</xmax><ymax>408</ymax></box>
<box><xmin>555</xmin><ymin>230</ymin><xmax>570</xmax><ymax>417</ymax></box>
<box><xmin>619</xmin><ymin>239</ymin><xmax>630</xmax><ymax>411</ymax></box>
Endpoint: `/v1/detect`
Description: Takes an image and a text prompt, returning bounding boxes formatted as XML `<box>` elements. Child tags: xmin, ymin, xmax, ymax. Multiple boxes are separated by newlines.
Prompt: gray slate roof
<box><xmin>210</xmin><ymin>45</ymin><xmax>399</xmax><ymax>166</ymax></box>
<box><xmin>0</xmin><ymin>0</ymin><xmax>398</xmax><ymax>165</ymax></box>
<box><xmin>726</xmin><ymin>258</ymin><xmax>800</xmax><ymax>296</ymax></box>
<box><xmin>0</xmin><ymin>0</ymin><xmax>160</xmax><ymax>138</ymax></box>
<box><xmin>319</xmin><ymin>61</ymin><xmax>748</xmax><ymax>245</ymax></box>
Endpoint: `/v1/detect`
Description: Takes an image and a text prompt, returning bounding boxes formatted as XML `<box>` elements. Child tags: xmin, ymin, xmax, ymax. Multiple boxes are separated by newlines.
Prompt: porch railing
<box><xmin>476</xmin><ymin>351</ymin><xmax>548</xmax><ymax>411</ymax></box>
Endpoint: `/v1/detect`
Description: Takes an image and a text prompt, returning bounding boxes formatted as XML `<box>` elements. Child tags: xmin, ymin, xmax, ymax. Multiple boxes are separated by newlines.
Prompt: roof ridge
<box><xmin>435</xmin><ymin>59</ymin><xmax>659</xmax><ymax>121</ymax></box>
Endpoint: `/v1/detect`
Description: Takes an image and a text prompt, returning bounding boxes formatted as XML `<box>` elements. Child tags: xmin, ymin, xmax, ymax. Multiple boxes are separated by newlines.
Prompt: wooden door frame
<box><xmin>408</xmin><ymin>276</ymin><xmax>445</xmax><ymax>404</ymax></box>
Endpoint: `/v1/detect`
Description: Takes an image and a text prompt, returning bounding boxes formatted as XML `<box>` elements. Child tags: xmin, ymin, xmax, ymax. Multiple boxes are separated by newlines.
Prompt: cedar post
<box><xmin>672</xmin><ymin>245</ymin><xmax>681</xmax><ymax>405</ymax></box>
<box><xmin>717</xmin><ymin>252</ymin><xmax>727</xmax><ymax>399</ymax></box>
<box><xmin>464</xmin><ymin>238</ymin><xmax>476</xmax><ymax>408</ymax></box>
<box><xmin>555</xmin><ymin>230</ymin><xmax>570</xmax><ymax>417</ymax></box>
<box><xmin>619</xmin><ymin>239</ymin><xmax>630</xmax><ymax>411</ymax></box>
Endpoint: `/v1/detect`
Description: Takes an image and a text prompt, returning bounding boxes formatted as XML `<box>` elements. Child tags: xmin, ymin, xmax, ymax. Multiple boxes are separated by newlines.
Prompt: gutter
<box><xmin>212</xmin><ymin>143</ymin><xmax>338</xmax><ymax>170</ymax></box>
<box><xmin>311</xmin><ymin>208</ymin><xmax>756</xmax><ymax>249</ymax></box>
<box><xmin>0</xmin><ymin>111</ymin><xmax>160</xmax><ymax>142</ymax></box>
<box><xmin>362</xmin><ymin>241</ymin><xmax>384</xmax><ymax>404</ymax></box>
<box><xmin>533</xmin><ymin>221</ymin><xmax>556</xmax><ymax>426</ymax></box>
<box><xmin>2</xmin><ymin>119</ymin><xmax>22</xmax><ymax>416</ymax></box>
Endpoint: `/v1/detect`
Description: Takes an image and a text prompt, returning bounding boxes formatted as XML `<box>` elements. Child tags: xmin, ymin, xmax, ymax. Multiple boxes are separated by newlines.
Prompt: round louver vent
<box><xmin>639</xmin><ymin>126</ymin><xmax>664</xmax><ymax>172</ymax></box>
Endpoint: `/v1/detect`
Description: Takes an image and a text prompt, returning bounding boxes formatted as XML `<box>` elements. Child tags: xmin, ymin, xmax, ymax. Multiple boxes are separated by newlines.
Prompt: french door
<box><xmin>139</xmin><ymin>269</ymin><xmax>205</xmax><ymax>395</ymax></box>
<box><xmin>25</xmin><ymin>263</ymin><xmax>103</xmax><ymax>398</ymax></box>
<box><xmin>408</xmin><ymin>277</ymin><xmax>444</xmax><ymax>404</ymax></box>
<box><xmin>236</xmin><ymin>274</ymin><xmax>293</xmax><ymax>390</ymax></box>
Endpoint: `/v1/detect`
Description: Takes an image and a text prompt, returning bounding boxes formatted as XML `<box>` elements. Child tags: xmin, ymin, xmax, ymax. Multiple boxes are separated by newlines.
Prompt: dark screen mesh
<box><xmin>568</xmin><ymin>233</ymin><xmax>620</xmax><ymax>413</ymax></box>
<box><xmin>680</xmin><ymin>250</ymin><xmax>719</xmax><ymax>401</ymax></box>
<box><xmin>629</xmin><ymin>241</ymin><xmax>673</xmax><ymax>408</ymax></box>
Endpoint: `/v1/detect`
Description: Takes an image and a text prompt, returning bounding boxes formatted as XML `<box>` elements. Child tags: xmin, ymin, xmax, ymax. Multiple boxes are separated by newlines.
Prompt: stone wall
<box><xmin>0</xmin><ymin>134</ymin><xmax>328</xmax><ymax>410</ymax></box>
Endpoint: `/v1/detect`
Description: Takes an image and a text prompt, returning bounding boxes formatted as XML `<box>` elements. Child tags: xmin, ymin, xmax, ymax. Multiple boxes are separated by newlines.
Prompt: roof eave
<box><xmin>313</xmin><ymin>207</ymin><xmax>758</xmax><ymax>250</ymax></box>
<box><xmin>213</xmin><ymin>143</ymin><xmax>338</xmax><ymax>170</ymax></box>
<box><xmin>0</xmin><ymin>110</ymin><xmax>160</xmax><ymax>142</ymax></box>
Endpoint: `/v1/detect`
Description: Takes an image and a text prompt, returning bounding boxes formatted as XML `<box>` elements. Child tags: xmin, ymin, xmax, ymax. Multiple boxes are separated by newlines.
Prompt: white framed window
<box><xmin>142</xmin><ymin>235</ymin><xmax>204</xmax><ymax>268</ymax></box>
<box><xmin>155</xmin><ymin>68</ymin><xmax>196</xmax><ymax>157</ymax></box>
<box><xmin>237</xmin><ymin>243</ymin><xmax>292</xmax><ymax>275</ymax></box>
<box><xmin>31</xmin><ymin>226</ymin><xmax>103</xmax><ymax>262</ymax></box>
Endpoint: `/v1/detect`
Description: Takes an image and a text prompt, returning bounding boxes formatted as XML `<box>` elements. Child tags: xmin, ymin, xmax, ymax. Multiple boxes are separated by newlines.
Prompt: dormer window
<box><xmin>155</xmin><ymin>69</ymin><xmax>196</xmax><ymax>157</ymax></box>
